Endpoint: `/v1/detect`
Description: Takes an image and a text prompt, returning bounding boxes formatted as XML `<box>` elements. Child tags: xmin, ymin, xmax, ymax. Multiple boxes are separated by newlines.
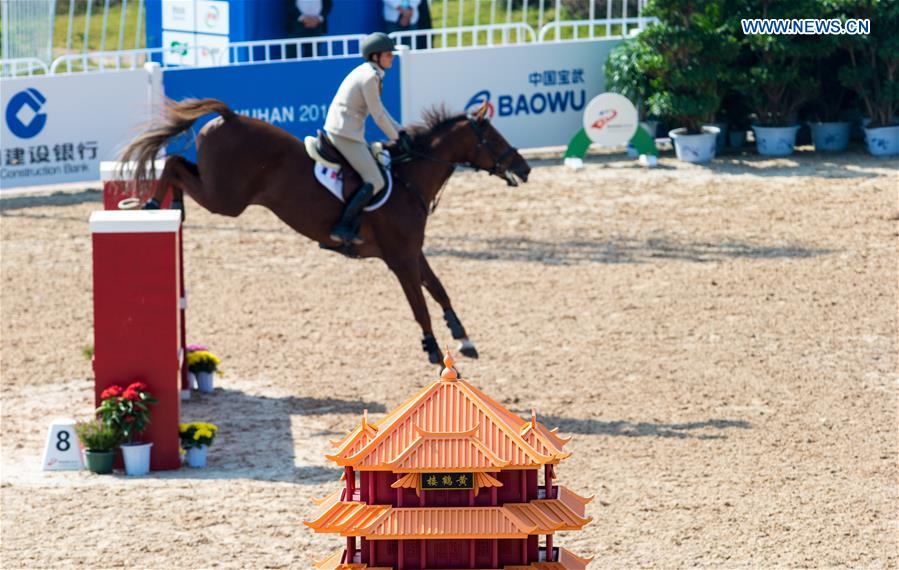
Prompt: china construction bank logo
<box><xmin>5</xmin><ymin>88</ymin><xmax>48</xmax><ymax>139</ymax></box>
<box><xmin>465</xmin><ymin>90</ymin><xmax>495</xmax><ymax>119</ymax></box>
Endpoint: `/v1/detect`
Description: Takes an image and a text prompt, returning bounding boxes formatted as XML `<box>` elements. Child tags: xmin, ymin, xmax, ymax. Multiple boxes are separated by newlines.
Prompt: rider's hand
<box><xmin>397</xmin><ymin>131</ymin><xmax>414</xmax><ymax>154</ymax></box>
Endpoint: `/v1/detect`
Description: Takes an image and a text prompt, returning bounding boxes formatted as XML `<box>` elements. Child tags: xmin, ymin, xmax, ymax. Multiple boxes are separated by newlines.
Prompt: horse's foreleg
<box><xmin>387</xmin><ymin>256</ymin><xmax>442</xmax><ymax>365</ymax></box>
<box><xmin>419</xmin><ymin>253</ymin><xmax>478</xmax><ymax>359</ymax></box>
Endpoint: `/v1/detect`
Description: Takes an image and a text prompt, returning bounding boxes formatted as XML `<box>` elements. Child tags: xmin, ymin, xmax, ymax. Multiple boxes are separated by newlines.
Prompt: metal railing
<box><xmin>0</xmin><ymin>57</ymin><xmax>50</xmax><ymax>77</ymax></box>
<box><xmin>47</xmin><ymin>33</ymin><xmax>370</xmax><ymax>74</ymax></box>
<box><xmin>390</xmin><ymin>23</ymin><xmax>535</xmax><ymax>50</ymax></box>
<box><xmin>538</xmin><ymin>16</ymin><xmax>657</xmax><ymax>41</ymax></box>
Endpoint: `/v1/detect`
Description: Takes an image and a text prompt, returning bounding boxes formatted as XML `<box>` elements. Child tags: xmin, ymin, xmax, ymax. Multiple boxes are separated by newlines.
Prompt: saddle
<box><xmin>304</xmin><ymin>130</ymin><xmax>392</xmax><ymax>202</ymax></box>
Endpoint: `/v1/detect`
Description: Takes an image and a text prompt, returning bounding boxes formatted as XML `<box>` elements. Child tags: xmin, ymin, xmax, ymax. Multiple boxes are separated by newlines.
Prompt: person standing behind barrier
<box><xmin>414</xmin><ymin>0</ymin><xmax>432</xmax><ymax>50</ymax></box>
<box><xmin>323</xmin><ymin>32</ymin><xmax>413</xmax><ymax>245</ymax></box>
<box><xmin>383</xmin><ymin>0</ymin><xmax>421</xmax><ymax>34</ymax></box>
<box><xmin>286</xmin><ymin>0</ymin><xmax>332</xmax><ymax>59</ymax></box>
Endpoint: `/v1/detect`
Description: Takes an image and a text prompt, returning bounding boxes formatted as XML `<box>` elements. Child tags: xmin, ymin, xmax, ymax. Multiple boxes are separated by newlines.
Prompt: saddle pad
<box><xmin>313</xmin><ymin>150</ymin><xmax>393</xmax><ymax>213</ymax></box>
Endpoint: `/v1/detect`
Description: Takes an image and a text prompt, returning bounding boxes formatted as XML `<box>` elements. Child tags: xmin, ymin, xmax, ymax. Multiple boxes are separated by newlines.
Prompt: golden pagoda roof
<box><xmin>327</xmin><ymin>351</ymin><xmax>570</xmax><ymax>471</ymax></box>
<box><xmin>305</xmin><ymin>485</ymin><xmax>592</xmax><ymax>539</ymax></box>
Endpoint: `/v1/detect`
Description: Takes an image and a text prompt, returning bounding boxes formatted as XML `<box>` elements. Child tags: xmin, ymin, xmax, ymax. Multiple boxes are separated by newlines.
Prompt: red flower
<box><xmin>126</xmin><ymin>381</ymin><xmax>149</xmax><ymax>393</ymax></box>
<box><xmin>100</xmin><ymin>385</ymin><xmax>123</xmax><ymax>400</ymax></box>
<box><xmin>124</xmin><ymin>415</ymin><xmax>136</xmax><ymax>423</ymax></box>
<box><xmin>122</xmin><ymin>388</ymin><xmax>141</xmax><ymax>401</ymax></box>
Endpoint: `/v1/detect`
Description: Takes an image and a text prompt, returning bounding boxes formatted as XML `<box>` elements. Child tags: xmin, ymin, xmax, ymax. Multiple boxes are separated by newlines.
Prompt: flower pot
<box><xmin>668</xmin><ymin>127</ymin><xmax>719</xmax><ymax>164</ymax></box>
<box><xmin>188</xmin><ymin>371</ymin><xmax>198</xmax><ymax>390</ymax></box>
<box><xmin>185</xmin><ymin>445</ymin><xmax>209</xmax><ymax>468</ymax></box>
<box><xmin>752</xmin><ymin>125</ymin><xmax>800</xmax><ymax>156</ymax></box>
<box><xmin>704</xmin><ymin>121</ymin><xmax>727</xmax><ymax>152</ymax></box>
<box><xmin>84</xmin><ymin>450</ymin><xmax>114</xmax><ymax>474</ymax></box>
<box><xmin>121</xmin><ymin>442</ymin><xmax>153</xmax><ymax>476</ymax></box>
<box><xmin>197</xmin><ymin>371</ymin><xmax>214</xmax><ymax>393</ymax></box>
<box><xmin>809</xmin><ymin>122</ymin><xmax>850</xmax><ymax>152</ymax></box>
<box><xmin>728</xmin><ymin>129</ymin><xmax>746</xmax><ymax>149</ymax></box>
<box><xmin>863</xmin><ymin>125</ymin><xmax>899</xmax><ymax>157</ymax></box>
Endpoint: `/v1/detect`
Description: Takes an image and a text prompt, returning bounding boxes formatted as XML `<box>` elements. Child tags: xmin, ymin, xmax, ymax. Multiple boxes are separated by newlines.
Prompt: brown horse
<box><xmin>120</xmin><ymin>98</ymin><xmax>531</xmax><ymax>364</ymax></box>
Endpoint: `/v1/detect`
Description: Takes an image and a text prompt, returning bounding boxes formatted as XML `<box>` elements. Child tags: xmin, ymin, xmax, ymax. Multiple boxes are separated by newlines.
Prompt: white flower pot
<box><xmin>863</xmin><ymin>125</ymin><xmax>899</xmax><ymax>157</ymax></box>
<box><xmin>809</xmin><ymin>122</ymin><xmax>850</xmax><ymax>152</ymax></box>
<box><xmin>188</xmin><ymin>371</ymin><xmax>198</xmax><ymax>390</ymax></box>
<box><xmin>668</xmin><ymin>127</ymin><xmax>719</xmax><ymax>164</ymax></box>
<box><xmin>197</xmin><ymin>371</ymin><xmax>214</xmax><ymax>393</ymax></box>
<box><xmin>186</xmin><ymin>445</ymin><xmax>209</xmax><ymax>468</ymax></box>
<box><xmin>752</xmin><ymin>125</ymin><xmax>800</xmax><ymax>156</ymax></box>
<box><xmin>121</xmin><ymin>442</ymin><xmax>153</xmax><ymax>476</ymax></box>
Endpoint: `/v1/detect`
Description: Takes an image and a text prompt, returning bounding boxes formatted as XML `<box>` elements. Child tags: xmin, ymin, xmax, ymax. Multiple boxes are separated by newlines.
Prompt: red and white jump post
<box><xmin>89</xmin><ymin>161</ymin><xmax>187</xmax><ymax>471</ymax></box>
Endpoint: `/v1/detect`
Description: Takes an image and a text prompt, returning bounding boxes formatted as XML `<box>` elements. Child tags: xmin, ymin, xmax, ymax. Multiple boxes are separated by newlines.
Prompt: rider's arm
<box><xmin>362</xmin><ymin>75</ymin><xmax>402</xmax><ymax>140</ymax></box>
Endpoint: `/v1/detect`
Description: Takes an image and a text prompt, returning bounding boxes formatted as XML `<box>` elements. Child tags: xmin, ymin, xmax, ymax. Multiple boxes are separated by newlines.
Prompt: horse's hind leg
<box><xmin>146</xmin><ymin>156</ymin><xmax>196</xmax><ymax>213</ymax></box>
<box><xmin>386</xmin><ymin>256</ymin><xmax>442</xmax><ymax>365</ymax></box>
<box><xmin>419</xmin><ymin>252</ymin><xmax>478</xmax><ymax>359</ymax></box>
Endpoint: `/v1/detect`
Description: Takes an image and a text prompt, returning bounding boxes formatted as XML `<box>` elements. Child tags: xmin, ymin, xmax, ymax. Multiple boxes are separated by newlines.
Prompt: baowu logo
<box><xmin>464</xmin><ymin>90</ymin><xmax>495</xmax><ymax>119</ymax></box>
<box><xmin>6</xmin><ymin>88</ymin><xmax>48</xmax><ymax>139</ymax></box>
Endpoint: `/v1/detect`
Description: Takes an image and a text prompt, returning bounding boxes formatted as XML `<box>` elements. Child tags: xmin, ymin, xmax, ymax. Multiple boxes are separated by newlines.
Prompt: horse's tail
<box><xmin>119</xmin><ymin>98</ymin><xmax>235</xmax><ymax>184</ymax></box>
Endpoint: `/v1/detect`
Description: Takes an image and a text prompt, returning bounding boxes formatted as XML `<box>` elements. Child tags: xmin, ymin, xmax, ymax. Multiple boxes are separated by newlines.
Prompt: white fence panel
<box><xmin>0</xmin><ymin>67</ymin><xmax>159</xmax><ymax>189</ymax></box>
<box><xmin>400</xmin><ymin>38</ymin><xmax>623</xmax><ymax>148</ymax></box>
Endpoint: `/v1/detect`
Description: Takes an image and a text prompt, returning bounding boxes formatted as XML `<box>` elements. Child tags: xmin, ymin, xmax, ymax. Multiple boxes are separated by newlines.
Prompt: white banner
<box><xmin>0</xmin><ymin>68</ymin><xmax>157</xmax><ymax>190</ymax></box>
<box><xmin>400</xmin><ymin>39</ymin><xmax>622</xmax><ymax>149</ymax></box>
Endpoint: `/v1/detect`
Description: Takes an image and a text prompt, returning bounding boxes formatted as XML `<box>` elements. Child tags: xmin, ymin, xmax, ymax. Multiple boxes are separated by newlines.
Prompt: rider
<box><xmin>324</xmin><ymin>31</ymin><xmax>413</xmax><ymax>245</ymax></box>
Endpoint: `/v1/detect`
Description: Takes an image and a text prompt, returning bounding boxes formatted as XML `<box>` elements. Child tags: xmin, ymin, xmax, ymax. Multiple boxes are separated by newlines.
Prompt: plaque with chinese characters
<box><xmin>420</xmin><ymin>472</ymin><xmax>474</xmax><ymax>490</ymax></box>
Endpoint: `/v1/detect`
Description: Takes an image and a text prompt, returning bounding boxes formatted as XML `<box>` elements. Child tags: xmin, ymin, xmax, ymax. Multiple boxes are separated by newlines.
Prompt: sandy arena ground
<box><xmin>1</xmin><ymin>149</ymin><xmax>897</xmax><ymax>569</ymax></box>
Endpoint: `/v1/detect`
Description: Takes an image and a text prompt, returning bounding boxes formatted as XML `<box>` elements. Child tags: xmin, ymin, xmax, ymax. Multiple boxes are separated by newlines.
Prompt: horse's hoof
<box><xmin>459</xmin><ymin>345</ymin><xmax>479</xmax><ymax>359</ymax></box>
<box><xmin>142</xmin><ymin>198</ymin><xmax>160</xmax><ymax>210</ymax></box>
<box><xmin>458</xmin><ymin>338</ymin><xmax>479</xmax><ymax>359</ymax></box>
<box><xmin>428</xmin><ymin>350</ymin><xmax>442</xmax><ymax>365</ymax></box>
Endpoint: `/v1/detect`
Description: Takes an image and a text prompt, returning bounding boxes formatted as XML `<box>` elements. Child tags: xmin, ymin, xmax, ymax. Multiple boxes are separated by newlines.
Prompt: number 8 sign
<box><xmin>42</xmin><ymin>419</ymin><xmax>84</xmax><ymax>470</ymax></box>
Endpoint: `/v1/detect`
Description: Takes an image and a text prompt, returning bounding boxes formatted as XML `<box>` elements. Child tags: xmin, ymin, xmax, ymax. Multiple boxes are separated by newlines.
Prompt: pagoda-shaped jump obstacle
<box><xmin>305</xmin><ymin>350</ymin><xmax>594</xmax><ymax>569</ymax></box>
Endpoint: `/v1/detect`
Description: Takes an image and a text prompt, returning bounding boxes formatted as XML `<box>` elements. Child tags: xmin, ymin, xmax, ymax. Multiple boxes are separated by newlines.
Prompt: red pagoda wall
<box><xmin>358</xmin><ymin>470</ymin><xmax>540</xmax><ymax>507</ymax></box>
<box><xmin>362</xmin><ymin>538</ymin><xmax>537</xmax><ymax>569</ymax></box>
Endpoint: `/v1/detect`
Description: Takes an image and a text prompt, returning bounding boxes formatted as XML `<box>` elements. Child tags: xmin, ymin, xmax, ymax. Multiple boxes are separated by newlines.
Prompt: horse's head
<box><xmin>463</xmin><ymin>108</ymin><xmax>531</xmax><ymax>187</ymax></box>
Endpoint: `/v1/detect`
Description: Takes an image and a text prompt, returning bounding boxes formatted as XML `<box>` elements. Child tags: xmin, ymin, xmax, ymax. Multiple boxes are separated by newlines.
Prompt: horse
<box><xmin>119</xmin><ymin>98</ymin><xmax>531</xmax><ymax>365</ymax></box>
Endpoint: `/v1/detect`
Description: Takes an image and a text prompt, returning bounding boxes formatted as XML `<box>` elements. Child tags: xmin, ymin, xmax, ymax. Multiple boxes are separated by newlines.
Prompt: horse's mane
<box><xmin>404</xmin><ymin>105</ymin><xmax>469</xmax><ymax>147</ymax></box>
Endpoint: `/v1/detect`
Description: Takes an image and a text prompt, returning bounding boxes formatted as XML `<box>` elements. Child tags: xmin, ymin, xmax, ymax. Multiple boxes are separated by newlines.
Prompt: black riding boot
<box><xmin>330</xmin><ymin>183</ymin><xmax>374</xmax><ymax>244</ymax></box>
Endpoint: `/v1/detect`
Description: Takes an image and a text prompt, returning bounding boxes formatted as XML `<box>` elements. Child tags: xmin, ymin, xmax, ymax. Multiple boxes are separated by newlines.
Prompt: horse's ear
<box><xmin>474</xmin><ymin>102</ymin><xmax>489</xmax><ymax>122</ymax></box>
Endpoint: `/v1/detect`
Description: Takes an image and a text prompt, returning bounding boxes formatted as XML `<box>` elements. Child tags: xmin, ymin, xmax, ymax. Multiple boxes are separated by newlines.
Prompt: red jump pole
<box><xmin>90</xmin><ymin>210</ymin><xmax>183</xmax><ymax>470</ymax></box>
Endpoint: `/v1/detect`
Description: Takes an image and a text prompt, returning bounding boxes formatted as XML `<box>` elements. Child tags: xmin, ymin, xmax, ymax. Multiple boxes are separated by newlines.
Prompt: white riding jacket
<box><xmin>324</xmin><ymin>61</ymin><xmax>402</xmax><ymax>143</ymax></box>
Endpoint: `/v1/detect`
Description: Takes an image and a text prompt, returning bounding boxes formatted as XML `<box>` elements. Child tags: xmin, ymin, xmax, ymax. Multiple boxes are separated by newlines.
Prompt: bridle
<box><xmin>394</xmin><ymin>116</ymin><xmax>520</xmax><ymax>214</ymax></box>
<box><xmin>466</xmin><ymin>117</ymin><xmax>519</xmax><ymax>179</ymax></box>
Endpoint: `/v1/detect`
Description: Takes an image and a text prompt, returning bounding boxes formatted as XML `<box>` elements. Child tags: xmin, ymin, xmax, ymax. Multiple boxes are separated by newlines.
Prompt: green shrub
<box><xmin>839</xmin><ymin>0</ymin><xmax>899</xmax><ymax>127</ymax></box>
<box><xmin>75</xmin><ymin>420</ymin><xmax>122</xmax><ymax>452</ymax></box>
<box><xmin>636</xmin><ymin>0</ymin><xmax>738</xmax><ymax>133</ymax></box>
<box><xmin>604</xmin><ymin>39</ymin><xmax>654</xmax><ymax>118</ymax></box>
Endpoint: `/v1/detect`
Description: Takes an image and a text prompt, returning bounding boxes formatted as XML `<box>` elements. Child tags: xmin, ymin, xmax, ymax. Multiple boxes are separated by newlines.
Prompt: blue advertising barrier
<box><xmin>162</xmin><ymin>57</ymin><xmax>402</xmax><ymax>161</ymax></box>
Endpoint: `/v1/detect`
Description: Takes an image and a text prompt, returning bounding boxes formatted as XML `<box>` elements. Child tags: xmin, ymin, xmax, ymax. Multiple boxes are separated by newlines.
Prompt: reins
<box><xmin>392</xmin><ymin>118</ymin><xmax>517</xmax><ymax>215</ymax></box>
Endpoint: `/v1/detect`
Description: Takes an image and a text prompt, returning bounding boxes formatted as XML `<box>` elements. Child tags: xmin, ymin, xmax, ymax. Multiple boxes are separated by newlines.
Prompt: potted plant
<box><xmin>96</xmin><ymin>382</ymin><xmax>157</xmax><ymax>476</ymax></box>
<box><xmin>185</xmin><ymin>343</ymin><xmax>209</xmax><ymax>391</ymax></box>
<box><xmin>637</xmin><ymin>0</ymin><xmax>738</xmax><ymax>163</ymax></box>
<box><xmin>737</xmin><ymin>0</ymin><xmax>820</xmax><ymax>156</ymax></box>
<box><xmin>75</xmin><ymin>420</ymin><xmax>121</xmax><ymax>474</ymax></box>
<box><xmin>179</xmin><ymin>422</ymin><xmax>218</xmax><ymax>468</ymax></box>
<box><xmin>186</xmin><ymin>349</ymin><xmax>222</xmax><ymax>394</ymax></box>
<box><xmin>839</xmin><ymin>0</ymin><xmax>899</xmax><ymax>156</ymax></box>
